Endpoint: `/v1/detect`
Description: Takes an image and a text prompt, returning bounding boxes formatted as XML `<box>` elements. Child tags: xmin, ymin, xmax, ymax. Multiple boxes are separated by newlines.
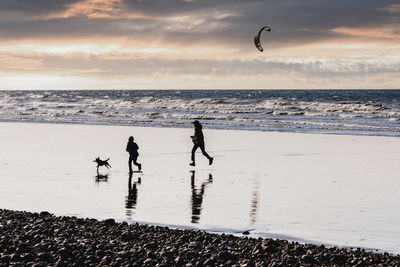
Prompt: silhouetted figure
<box><xmin>93</xmin><ymin>157</ymin><xmax>111</xmax><ymax>172</ymax></box>
<box><xmin>126</xmin><ymin>136</ymin><xmax>141</xmax><ymax>172</ymax></box>
<box><xmin>190</xmin><ymin>120</ymin><xmax>213</xmax><ymax>166</ymax></box>
<box><xmin>190</xmin><ymin>171</ymin><xmax>213</xmax><ymax>223</ymax></box>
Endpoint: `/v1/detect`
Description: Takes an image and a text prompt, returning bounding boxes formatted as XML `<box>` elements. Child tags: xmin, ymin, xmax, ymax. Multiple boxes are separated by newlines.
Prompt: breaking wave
<box><xmin>0</xmin><ymin>89</ymin><xmax>400</xmax><ymax>136</ymax></box>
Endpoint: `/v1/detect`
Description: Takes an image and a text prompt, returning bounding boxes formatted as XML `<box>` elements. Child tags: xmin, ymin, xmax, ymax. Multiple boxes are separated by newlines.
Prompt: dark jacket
<box><xmin>126</xmin><ymin>141</ymin><xmax>139</xmax><ymax>155</ymax></box>
<box><xmin>194</xmin><ymin>125</ymin><xmax>204</xmax><ymax>145</ymax></box>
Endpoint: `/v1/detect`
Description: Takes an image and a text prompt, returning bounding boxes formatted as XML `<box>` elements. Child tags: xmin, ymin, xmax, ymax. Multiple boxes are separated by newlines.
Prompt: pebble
<box><xmin>1</xmin><ymin>209</ymin><xmax>399</xmax><ymax>266</ymax></box>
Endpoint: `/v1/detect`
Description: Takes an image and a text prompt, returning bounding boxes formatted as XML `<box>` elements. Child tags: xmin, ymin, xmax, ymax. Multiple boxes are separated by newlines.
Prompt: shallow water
<box><xmin>1</xmin><ymin>122</ymin><xmax>400</xmax><ymax>254</ymax></box>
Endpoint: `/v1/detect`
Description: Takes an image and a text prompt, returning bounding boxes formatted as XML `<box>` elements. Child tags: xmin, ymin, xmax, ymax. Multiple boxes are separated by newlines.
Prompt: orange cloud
<box><xmin>0</xmin><ymin>52</ymin><xmax>43</xmax><ymax>72</ymax></box>
<box><xmin>45</xmin><ymin>0</ymin><xmax>155</xmax><ymax>20</ymax></box>
<box><xmin>48</xmin><ymin>0</ymin><xmax>122</xmax><ymax>19</ymax></box>
<box><xmin>332</xmin><ymin>27</ymin><xmax>400</xmax><ymax>42</ymax></box>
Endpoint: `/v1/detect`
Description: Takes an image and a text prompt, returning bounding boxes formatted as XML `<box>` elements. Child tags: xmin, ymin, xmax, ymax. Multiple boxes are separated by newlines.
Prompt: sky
<box><xmin>0</xmin><ymin>0</ymin><xmax>399</xmax><ymax>90</ymax></box>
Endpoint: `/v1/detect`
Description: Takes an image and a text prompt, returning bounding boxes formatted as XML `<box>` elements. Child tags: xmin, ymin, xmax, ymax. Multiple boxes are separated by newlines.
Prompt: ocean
<box><xmin>1</xmin><ymin>89</ymin><xmax>399</xmax><ymax>136</ymax></box>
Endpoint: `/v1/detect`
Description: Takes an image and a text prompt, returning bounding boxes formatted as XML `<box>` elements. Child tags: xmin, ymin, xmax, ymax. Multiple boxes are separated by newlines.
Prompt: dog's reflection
<box><xmin>191</xmin><ymin>171</ymin><xmax>213</xmax><ymax>224</ymax></box>
<box><xmin>126</xmin><ymin>171</ymin><xmax>141</xmax><ymax>210</ymax></box>
<box><xmin>95</xmin><ymin>170</ymin><xmax>109</xmax><ymax>184</ymax></box>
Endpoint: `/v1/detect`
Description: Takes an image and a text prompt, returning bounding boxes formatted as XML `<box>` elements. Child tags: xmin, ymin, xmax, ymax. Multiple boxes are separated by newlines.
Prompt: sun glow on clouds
<box><xmin>0</xmin><ymin>1</ymin><xmax>399</xmax><ymax>89</ymax></box>
<box><xmin>49</xmin><ymin>0</ymin><xmax>122</xmax><ymax>19</ymax></box>
<box><xmin>1</xmin><ymin>38</ymin><xmax>399</xmax><ymax>89</ymax></box>
<box><xmin>332</xmin><ymin>27</ymin><xmax>400</xmax><ymax>42</ymax></box>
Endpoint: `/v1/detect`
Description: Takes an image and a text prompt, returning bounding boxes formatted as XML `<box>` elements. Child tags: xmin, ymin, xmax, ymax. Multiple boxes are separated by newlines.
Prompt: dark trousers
<box><xmin>129</xmin><ymin>153</ymin><xmax>140</xmax><ymax>171</ymax></box>
<box><xmin>191</xmin><ymin>143</ymin><xmax>211</xmax><ymax>163</ymax></box>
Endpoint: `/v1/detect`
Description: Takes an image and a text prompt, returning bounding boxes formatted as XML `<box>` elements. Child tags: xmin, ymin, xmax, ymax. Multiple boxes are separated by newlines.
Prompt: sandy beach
<box><xmin>1</xmin><ymin>122</ymin><xmax>400</xmax><ymax>255</ymax></box>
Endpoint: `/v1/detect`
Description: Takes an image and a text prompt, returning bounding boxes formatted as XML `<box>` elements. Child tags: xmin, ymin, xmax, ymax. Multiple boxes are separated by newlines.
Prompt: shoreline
<box><xmin>1</xmin><ymin>119</ymin><xmax>400</xmax><ymax>138</ymax></box>
<box><xmin>1</xmin><ymin>209</ymin><xmax>399</xmax><ymax>266</ymax></box>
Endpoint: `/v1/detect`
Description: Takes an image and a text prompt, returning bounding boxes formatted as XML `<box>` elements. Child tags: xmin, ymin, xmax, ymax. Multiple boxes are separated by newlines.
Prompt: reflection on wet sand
<box><xmin>95</xmin><ymin>171</ymin><xmax>109</xmax><ymax>184</ymax></box>
<box><xmin>191</xmin><ymin>171</ymin><xmax>213</xmax><ymax>224</ymax></box>
<box><xmin>126</xmin><ymin>172</ymin><xmax>141</xmax><ymax>219</ymax></box>
<box><xmin>249</xmin><ymin>178</ymin><xmax>259</xmax><ymax>225</ymax></box>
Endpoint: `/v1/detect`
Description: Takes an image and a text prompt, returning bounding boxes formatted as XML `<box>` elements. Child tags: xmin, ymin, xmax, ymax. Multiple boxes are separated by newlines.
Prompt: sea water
<box><xmin>1</xmin><ymin>89</ymin><xmax>400</xmax><ymax>136</ymax></box>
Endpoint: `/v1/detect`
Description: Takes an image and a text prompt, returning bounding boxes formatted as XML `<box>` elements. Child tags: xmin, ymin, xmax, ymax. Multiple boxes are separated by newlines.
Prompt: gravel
<box><xmin>1</xmin><ymin>209</ymin><xmax>399</xmax><ymax>266</ymax></box>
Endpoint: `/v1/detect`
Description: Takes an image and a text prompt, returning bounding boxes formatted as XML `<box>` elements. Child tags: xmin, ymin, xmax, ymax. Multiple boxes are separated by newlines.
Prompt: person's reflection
<box><xmin>249</xmin><ymin>178</ymin><xmax>260</xmax><ymax>225</ymax></box>
<box><xmin>191</xmin><ymin>171</ymin><xmax>213</xmax><ymax>224</ymax></box>
<box><xmin>126</xmin><ymin>172</ymin><xmax>141</xmax><ymax>211</ymax></box>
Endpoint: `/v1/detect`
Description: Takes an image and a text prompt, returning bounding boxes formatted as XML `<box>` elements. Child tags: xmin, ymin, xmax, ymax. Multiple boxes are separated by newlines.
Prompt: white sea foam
<box><xmin>0</xmin><ymin>90</ymin><xmax>399</xmax><ymax>136</ymax></box>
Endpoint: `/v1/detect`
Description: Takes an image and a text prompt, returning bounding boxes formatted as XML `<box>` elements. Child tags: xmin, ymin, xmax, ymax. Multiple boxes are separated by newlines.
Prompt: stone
<box><xmin>103</xmin><ymin>219</ymin><xmax>115</xmax><ymax>226</ymax></box>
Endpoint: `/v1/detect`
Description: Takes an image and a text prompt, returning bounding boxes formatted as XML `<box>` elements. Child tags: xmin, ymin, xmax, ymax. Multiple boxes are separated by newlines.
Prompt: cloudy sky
<box><xmin>0</xmin><ymin>0</ymin><xmax>399</xmax><ymax>89</ymax></box>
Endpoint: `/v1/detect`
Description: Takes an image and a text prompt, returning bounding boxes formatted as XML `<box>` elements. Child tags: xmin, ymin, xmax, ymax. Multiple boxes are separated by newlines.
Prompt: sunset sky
<box><xmin>0</xmin><ymin>0</ymin><xmax>399</xmax><ymax>89</ymax></box>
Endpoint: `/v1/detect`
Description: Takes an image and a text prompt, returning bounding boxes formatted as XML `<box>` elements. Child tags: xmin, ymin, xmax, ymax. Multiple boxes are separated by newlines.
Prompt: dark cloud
<box><xmin>121</xmin><ymin>0</ymin><xmax>400</xmax><ymax>35</ymax></box>
<box><xmin>0</xmin><ymin>0</ymin><xmax>399</xmax><ymax>48</ymax></box>
<box><xmin>0</xmin><ymin>0</ymin><xmax>80</xmax><ymax>18</ymax></box>
<box><xmin>0</xmin><ymin>18</ymin><xmax>156</xmax><ymax>39</ymax></box>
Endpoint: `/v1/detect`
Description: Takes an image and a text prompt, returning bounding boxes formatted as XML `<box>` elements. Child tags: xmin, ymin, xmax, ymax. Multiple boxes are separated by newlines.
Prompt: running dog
<box><xmin>93</xmin><ymin>157</ymin><xmax>111</xmax><ymax>170</ymax></box>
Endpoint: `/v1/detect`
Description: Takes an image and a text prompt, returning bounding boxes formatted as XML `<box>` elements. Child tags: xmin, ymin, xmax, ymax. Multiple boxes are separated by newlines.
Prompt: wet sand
<box><xmin>1</xmin><ymin>122</ymin><xmax>400</xmax><ymax>254</ymax></box>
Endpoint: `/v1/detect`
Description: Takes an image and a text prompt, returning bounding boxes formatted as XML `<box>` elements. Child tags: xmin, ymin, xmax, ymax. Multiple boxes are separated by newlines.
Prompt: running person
<box><xmin>126</xmin><ymin>136</ymin><xmax>141</xmax><ymax>172</ymax></box>
<box><xmin>190</xmin><ymin>120</ymin><xmax>213</xmax><ymax>166</ymax></box>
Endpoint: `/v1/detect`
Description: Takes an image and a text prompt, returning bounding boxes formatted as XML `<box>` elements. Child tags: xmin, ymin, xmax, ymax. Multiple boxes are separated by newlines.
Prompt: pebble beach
<box><xmin>1</xmin><ymin>209</ymin><xmax>399</xmax><ymax>266</ymax></box>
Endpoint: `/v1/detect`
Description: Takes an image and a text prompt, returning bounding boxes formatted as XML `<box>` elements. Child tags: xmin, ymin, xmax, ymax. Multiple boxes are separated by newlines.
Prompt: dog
<box><xmin>93</xmin><ymin>157</ymin><xmax>111</xmax><ymax>170</ymax></box>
